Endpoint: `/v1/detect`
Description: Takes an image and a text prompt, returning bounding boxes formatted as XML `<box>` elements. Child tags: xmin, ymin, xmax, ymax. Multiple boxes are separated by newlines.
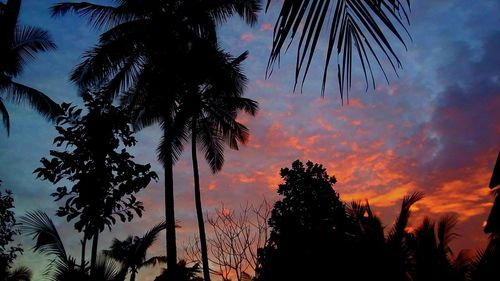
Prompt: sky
<box><xmin>1</xmin><ymin>1</ymin><xmax>499</xmax><ymax>280</ymax></box>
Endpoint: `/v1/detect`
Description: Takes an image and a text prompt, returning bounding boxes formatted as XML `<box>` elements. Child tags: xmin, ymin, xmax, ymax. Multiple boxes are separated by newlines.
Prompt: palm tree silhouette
<box><xmin>0</xmin><ymin>0</ymin><xmax>58</xmax><ymax>135</ymax></box>
<box><xmin>104</xmin><ymin>222</ymin><xmax>167</xmax><ymax>281</ymax></box>
<box><xmin>409</xmin><ymin>215</ymin><xmax>470</xmax><ymax>281</ymax></box>
<box><xmin>386</xmin><ymin>192</ymin><xmax>424</xmax><ymax>281</ymax></box>
<box><xmin>51</xmin><ymin>0</ymin><xmax>261</xmax><ymax>271</ymax></box>
<box><xmin>175</xmin><ymin>49</ymin><xmax>258</xmax><ymax>281</ymax></box>
<box><xmin>20</xmin><ymin>211</ymin><xmax>123</xmax><ymax>281</ymax></box>
<box><xmin>265</xmin><ymin>0</ymin><xmax>411</xmax><ymax>99</ymax></box>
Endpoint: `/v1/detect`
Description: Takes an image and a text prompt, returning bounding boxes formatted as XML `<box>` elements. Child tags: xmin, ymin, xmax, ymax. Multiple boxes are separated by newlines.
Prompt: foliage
<box><xmin>153</xmin><ymin>260</ymin><xmax>203</xmax><ymax>281</ymax></box>
<box><xmin>0</xmin><ymin>0</ymin><xmax>58</xmax><ymax>135</ymax></box>
<box><xmin>266</xmin><ymin>0</ymin><xmax>411</xmax><ymax>100</ymax></box>
<box><xmin>255</xmin><ymin>160</ymin><xmax>354</xmax><ymax>281</ymax></box>
<box><xmin>0</xmin><ymin>182</ymin><xmax>22</xmax><ymax>270</ymax></box>
<box><xmin>20</xmin><ymin>210</ymin><xmax>121</xmax><ymax>281</ymax></box>
<box><xmin>0</xmin><ymin>181</ymin><xmax>29</xmax><ymax>281</ymax></box>
<box><xmin>34</xmin><ymin>93</ymin><xmax>157</xmax><ymax>239</ymax></box>
<box><xmin>104</xmin><ymin>221</ymin><xmax>167</xmax><ymax>281</ymax></box>
<box><xmin>51</xmin><ymin>1</ymin><xmax>261</xmax><ymax>270</ymax></box>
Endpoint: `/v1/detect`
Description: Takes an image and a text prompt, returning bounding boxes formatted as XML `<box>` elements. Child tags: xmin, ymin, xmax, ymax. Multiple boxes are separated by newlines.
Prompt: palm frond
<box><xmin>437</xmin><ymin>214</ymin><xmax>458</xmax><ymax>254</ymax></box>
<box><xmin>93</xmin><ymin>254</ymin><xmax>121</xmax><ymax>281</ymax></box>
<box><xmin>70</xmin><ymin>37</ymin><xmax>141</xmax><ymax>91</ymax></box>
<box><xmin>51</xmin><ymin>2</ymin><xmax>136</xmax><ymax>30</ymax></box>
<box><xmin>141</xmin><ymin>256</ymin><xmax>167</xmax><ymax>268</ymax></box>
<box><xmin>197</xmin><ymin>120</ymin><xmax>225</xmax><ymax>173</ymax></box>
<box><xmin>6</xmin><ymin>266</ymin><xmax>32</xmax><ymax>281</ymax></box>
<box><xmin>388</xmin><ymin>191</ymin><xmax>424</xmax><ymax>243</ymax></box>
<box><xmin>20</xmin><ymin>210</ymin><xmax>68</xmax><ymax>261</ymax></box>
<box><xmin>266</xmin><ymin>0</ymin><xmax>411</xmax><ymax>100</ymax></box>
<box><xmin>0</xmin><ymin>98</ymin><xmax>10</xmax><ymax>135</ymax></box>
<box><xmin>13</xmin><ymin>25</ymin><xmax>57</xmax><ymax>65</ymax></box>
<box><xmin>157</xmin><ymin>120</ymin><xmax>189</xmax><ymax>166</ymax></box>
<box><xmin>139</xmin><ymin>221</ymin><xmax>167</xmax><ymax>253</ymax></box>
<box><xmin>0</xmin><ymin>80</ymin><xmax>61</xmax><ymax>120</ymax></box>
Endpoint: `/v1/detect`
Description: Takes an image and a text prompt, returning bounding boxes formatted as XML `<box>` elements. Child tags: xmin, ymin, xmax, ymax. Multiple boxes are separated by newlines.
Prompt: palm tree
<box><xmin>408</xmin><ymin>214</ymin><xmax>470</xmax><ymax>281</ymax></box>
<box><xmin>104</xmin><ymin>222</ymin><xmax>167</xmax><ymax>281</ymax></box>
<box><xmin>176</xmin><ymin>49</ymin><xmax>258</xmax><ymax>281</ymax></box>
<box><xmin>0</xmin><ymin>0</ymin><xmax>58</xmax><ymax>135</ymax></box>
<box><xmin>265</xmin><ymin>0</ymin><xmax>411</xmax><ymax>100</ymax></box>
<box><xmin>20</xmin><ymin>210</ymin><xmax>122</xmax><ymax>281</ymax></box>
<box><xmin>386</xmin><ymin>192</ymin><xmax>424</xmax><ymax>281</ymax></box>
<box><xmin>51</xmin><ymin>0</ymin><xmax>261</xmax><ymax>271</ymax></box>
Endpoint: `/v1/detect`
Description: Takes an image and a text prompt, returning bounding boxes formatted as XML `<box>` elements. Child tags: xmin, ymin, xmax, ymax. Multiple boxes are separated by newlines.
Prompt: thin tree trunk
<box><xmin>164</xmin><ymin>128</ymin><xmax>177</xmax><ymax>271</ymax></box>
<box><xmin>191</xmin><ymin>132</ymin><xmax>211</xmax><ymax>281</ymax></box>
<box><xmin>80</xmin><ymin>235</ymin><xmax>87</xmax><ymax>272</ymax></box>
<box><xmin>90</xmin><ymin>230</ymin><xmax>99</xmax><ymax>274</ymax></box>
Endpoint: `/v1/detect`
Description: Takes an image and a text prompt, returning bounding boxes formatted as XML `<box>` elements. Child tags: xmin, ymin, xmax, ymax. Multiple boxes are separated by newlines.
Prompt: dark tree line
<box><xmin>254</xmin><ymin>160</ymin><xmax>500</xmax><ymax>281</ymax></box>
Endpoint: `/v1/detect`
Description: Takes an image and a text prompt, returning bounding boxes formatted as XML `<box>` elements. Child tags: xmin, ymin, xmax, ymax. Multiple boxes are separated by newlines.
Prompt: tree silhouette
<box><xmin>469</xmin><ymin>154</ymin><xmax>500</xmax><ymax>281</ymax></box>
<box><xmin>0</xmin><ymin>0</ymin><xmax>58</xmax><ymax>135</ymax></box>
<box><xmin>266</xmin><ymin>0</ymin><xmax>411</xmax><ymax>100</ymax></box>
<box><xmin>174</xmin><ymin>49</ymin><xmax>258</xmax><ymax>281</ymax></box>
<box><xmin>51</xmin><ymin>1</ymin><xmax>261</xmax><ymax>272</ymax></box>
<box><xmin>153</xmin><ymin>260</ymin><xmax>203</xmax><ymax>281</ymax></box>
<box><xmin>104</xmin><ymin>221</ymin><xmax>167</xmax><ymax>281</ymax></box>
<box><xmin>185</xmin><ymin>201</ymin><xmax>271</xmax><ymax>281</ymax></box>
<box><xmin>20</xmin><ymin>210</ymin><xmax>122</xmax><ymax>281</ymax></box>
<box><xmin>0</xmin><ymin>182</ymin><xmax>31</xmax><ymax>281</ymax></box>
<box><xmin>408</xmin><ymin>215</ymin><xmax>470</xmax><ymax>281</ymax></box>
<box><xmin>255</xmin><ymin>160</ymin><xmax>354</xmax><ymax>281</ymax></box>
<box><xmin>385</xmin><ymin>192</ymin><xmax>425</xmax><ymax>281</ymax></box>
<box><xmin>34</xmin><ymin>93</ymin><xmax>157</xmax><ymax>272</ymax></box>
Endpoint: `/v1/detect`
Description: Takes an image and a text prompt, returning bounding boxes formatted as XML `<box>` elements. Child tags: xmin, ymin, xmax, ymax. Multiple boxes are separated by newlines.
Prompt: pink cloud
<box><xmin>260</xmin><ymin>23</ymin><xmax>273</xmax><ymax>31</ymax></box>
<box><xmin>240</xmin><ymin>33</ymin><xmax>255</xmax><ymax>42</ymax></box>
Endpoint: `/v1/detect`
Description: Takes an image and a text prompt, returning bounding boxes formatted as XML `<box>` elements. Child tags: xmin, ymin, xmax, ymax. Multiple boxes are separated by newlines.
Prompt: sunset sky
<box><xmin>1</xmin><ymin>1</ymin><xmax>499</xmax><ymax>280</ymax></box>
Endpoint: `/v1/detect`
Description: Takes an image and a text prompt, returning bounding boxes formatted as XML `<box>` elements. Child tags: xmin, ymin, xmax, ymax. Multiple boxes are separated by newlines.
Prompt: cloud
<box><xmin>240</xmin><ymin>33</ymin><xmax>255</xmax><ymax>42</ymax></box>
<box><xmin>260</xmin><ymin>23</ymin><xmax>273</xmax><ymax>31</ymax></box>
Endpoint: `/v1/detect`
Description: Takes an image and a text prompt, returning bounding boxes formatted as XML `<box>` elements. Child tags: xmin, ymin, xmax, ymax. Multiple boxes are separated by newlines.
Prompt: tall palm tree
<box><xmin>104</xmin><ymin>222</ymin><xmax>167</xmax><ymax>281</ymax></box>
<box><xmin>0</xmin><ymin>0</ymin><xmax>58</xmax><ymax>135</ymax></box>
<box><xmin>265</xmin><ymin>0</ymin><xmax>411</xmax><ymax>100</ymax></box>
<box><xmin>51</xmin><ymin>0</ymin><xmax>261</xmax><ymax>271</ymax></box>
<box><xmin>176</xmin><ymin>49</ymin><xmax>258</xmax><ymax>281</ymax></box>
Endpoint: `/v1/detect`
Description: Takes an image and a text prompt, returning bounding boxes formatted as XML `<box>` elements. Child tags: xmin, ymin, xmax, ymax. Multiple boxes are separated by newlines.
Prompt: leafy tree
<box><xmin>51</xmin><ymin>1</ymin><xmax>261</xmax><ymax>271</ymax></box>
<box><xmin>0</xmin><ymin>0</ymin><xmax>58</xmax><ymax>135</ymax></box>
<box><xmin>34</xmin><ymin>93</ymin><xmax>157</xmax><ymax>271</ymax></box>
<box><xmin>0</xmin><ymin>183</ymin><xmax>21</xmax><ymax>269</ymax></box>
<box><xmin>265</xmin><ymin>0</ymin><xmax>411</xmax><ymax>100</ymax></box>
<box><xmin>104</xmin><ymin>221</ymin><xmax>167</xmax><ymax>281</ymax></box>
<box><xmin>255</xmin><ymin>160</ymin><xmax>354</xmax><ymax>281</ymax></box>
<box><xmin>0</xmin><ymin>181</ymin><xmax>31</xmax><ymax>281</ymax></box>
<box><xmin>20</xmin><ymin>210</ymin><xmax>122</xmax><ymax>281</ymax></box>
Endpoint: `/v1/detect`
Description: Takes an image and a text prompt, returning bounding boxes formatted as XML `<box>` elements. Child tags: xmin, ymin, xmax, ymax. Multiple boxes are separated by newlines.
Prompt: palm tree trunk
<box><xmin>80</xmin><ymin>235</ymin><xmax>87</xmax><ymax>272</ymax></box>
<box><xmin>191</xmin><ymin>131</ymin><xmax>211</xmax><ymax>281</ymax></box>
<box><xmin>90</xmin><ymin>230</ymin><xmax>99</xmax><ymax>274</ymax></box>
<box><xmin>163</xmin><ymin>128</ymin><xmax>177</xmax><ymax>270</ymax></box>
